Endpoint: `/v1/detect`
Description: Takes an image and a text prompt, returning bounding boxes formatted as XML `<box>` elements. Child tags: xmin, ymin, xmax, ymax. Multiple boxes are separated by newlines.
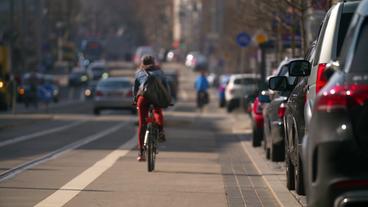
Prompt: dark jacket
<box><xmin>133</xmin><ymin>65</ymin><xmax>169</xmax><ymax>100</ymax></box>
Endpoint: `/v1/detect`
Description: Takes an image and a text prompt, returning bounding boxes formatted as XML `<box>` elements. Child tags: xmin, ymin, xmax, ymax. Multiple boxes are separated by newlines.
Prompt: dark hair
<box><xmin>142</xmin><ymin>55</ymin><xmax>155</xmax><ymax>66</ymax></box>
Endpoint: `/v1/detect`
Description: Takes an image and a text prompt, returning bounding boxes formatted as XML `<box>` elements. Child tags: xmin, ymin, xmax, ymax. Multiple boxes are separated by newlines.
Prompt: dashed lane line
<box><xmin>0</xmin><ymin>122</ymin><xmax>128</xmax><ymax>183</ymax></box>
<box><xmin>35</xmin><ymin>133</ymin><xmax>137</xmax><ymax>207</ymax></box>
<box><xmin>0</xmin><ymin>121</ymin><xmax>86</xmax><ymax>148</ymax></box>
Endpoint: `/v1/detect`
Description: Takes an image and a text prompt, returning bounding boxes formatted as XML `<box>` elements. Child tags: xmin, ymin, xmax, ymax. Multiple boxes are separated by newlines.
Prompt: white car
<box><xmin>225</xmin><ymin>74</ymin><xmax>261</xmax><ymax>112</ymax></box>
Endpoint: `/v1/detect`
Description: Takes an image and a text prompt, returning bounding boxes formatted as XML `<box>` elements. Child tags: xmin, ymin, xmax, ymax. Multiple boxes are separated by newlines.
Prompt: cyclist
<box><xmin>133</xmin><ymin>55</ymin><xmax>168</xmax><ymax>162</ymax></box>
<box><xmin>194</xmin><ymin>70</ymin><xmax>209</xmax><ymax>109</ymax></box>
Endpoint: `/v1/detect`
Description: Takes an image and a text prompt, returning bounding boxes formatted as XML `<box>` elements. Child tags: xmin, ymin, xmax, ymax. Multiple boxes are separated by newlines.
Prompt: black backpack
<box><xmin>142</xmin><ymin>70</ymin><xmax>171</xmax><ymax>108</ymax></box>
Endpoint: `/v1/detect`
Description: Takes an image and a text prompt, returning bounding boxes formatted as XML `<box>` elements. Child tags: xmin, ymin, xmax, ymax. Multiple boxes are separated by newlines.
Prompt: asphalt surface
<box><xmin>0</xmin><ymin>62</ymin><xmax>303</xmax><ymax>207</ymax></box>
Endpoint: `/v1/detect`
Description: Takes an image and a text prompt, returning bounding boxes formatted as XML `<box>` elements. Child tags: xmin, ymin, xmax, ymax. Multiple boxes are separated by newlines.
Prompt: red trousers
<box><xmin>137</xmin><ymin>96</ymin><xmax>164</xmax><ymax>151</ymax></box>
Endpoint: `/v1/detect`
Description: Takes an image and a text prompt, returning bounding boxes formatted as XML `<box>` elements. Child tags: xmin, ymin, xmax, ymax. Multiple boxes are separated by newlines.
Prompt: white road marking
<box><xmin>0</xmin><ymin>121</ymin><xmax>85</xmax><ymax>148</ymax></box>
<box><xmin>0</xmin><ymin>122</ymin><xmax>128</xmax><ymax>182</ymax></box>
<box><xmin>35</xmin><ymin>133</ymin><xmax>137</xmax><ymax>207</ymax></box>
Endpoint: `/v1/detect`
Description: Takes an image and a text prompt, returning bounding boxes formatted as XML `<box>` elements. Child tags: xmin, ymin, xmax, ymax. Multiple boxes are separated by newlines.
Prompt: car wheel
<box><xmin>93</xmin><ymin>108</ymin><xmax>100</xmax><ymax>115</ymax></box>
<box><xmin>286</xmin><ymin>151</ymin><xmax>295</xmax><ymax>190</ymax></box>
<box><xmin>252</xmin><ymin>125</ymin><xmax>262</xmax><ymax>147</ymax></box>
<box><xmin>271</xmin><ymin>142</ymin><xmax>285</xmax><ymax>162</ymax></box>
<box><xmin>295</xmin><ymin>156</ymin><xmax>305</xmax><ymax>195</ymax></box>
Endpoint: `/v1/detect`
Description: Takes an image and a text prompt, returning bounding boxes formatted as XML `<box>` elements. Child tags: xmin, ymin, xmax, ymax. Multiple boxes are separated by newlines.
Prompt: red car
<box><xmin>250</xmin><ymin>91</ymin><xmax>270</xmax><ymax>147</ymax></box>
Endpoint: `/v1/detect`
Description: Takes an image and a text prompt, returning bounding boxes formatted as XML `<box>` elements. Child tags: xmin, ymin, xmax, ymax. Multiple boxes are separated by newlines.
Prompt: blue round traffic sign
<box><xmin>236</xmin><ymin>32</ymin><xmax>251</xmax><ymax>48</ymax></box>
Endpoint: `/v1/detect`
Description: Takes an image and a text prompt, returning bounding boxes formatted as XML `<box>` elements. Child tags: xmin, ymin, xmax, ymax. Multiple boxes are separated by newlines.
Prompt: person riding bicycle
<box><xmin>133</xmin><ymin>55</ymin><xmax>169</xmax><ymax>162</ymax></box>
<box><xmin>194</xmin><ymin>70</ymin><xmax>209</xmax><ymax>108</ymax></box>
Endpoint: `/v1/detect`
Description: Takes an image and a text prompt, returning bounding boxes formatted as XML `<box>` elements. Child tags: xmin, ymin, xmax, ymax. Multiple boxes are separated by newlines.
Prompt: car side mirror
<box><xmin>324</xmin><ymin>61</ymin><xmax>340</xmax><ymax>80</ymax></box>
<box><xmin>288</xmin><ymin>60</ymin><xmax>311</xmax><ymax>76</ymax></box>
<box><xmin>268</xmin><ymin>76</ymin><xmax>288</xmax><ymax>91</ymax></box>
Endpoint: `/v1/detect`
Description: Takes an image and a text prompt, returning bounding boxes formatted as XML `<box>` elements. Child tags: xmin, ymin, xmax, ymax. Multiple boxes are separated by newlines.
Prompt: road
<box><xmin>0</xmin><ymin>63</ymin><xmax>303</xmax><ymax>207</ymax></box>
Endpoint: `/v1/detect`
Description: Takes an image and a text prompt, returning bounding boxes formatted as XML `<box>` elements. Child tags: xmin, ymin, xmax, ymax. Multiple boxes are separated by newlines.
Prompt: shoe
<box><xmin>137</xmin><ymin>152</ymin><xmax>146</xmax><ymax>162</ymax></box>
<box><xmin>158</xmin><ymin>131</ymin><xmax>166</xmax><ymax>143</ymax></box>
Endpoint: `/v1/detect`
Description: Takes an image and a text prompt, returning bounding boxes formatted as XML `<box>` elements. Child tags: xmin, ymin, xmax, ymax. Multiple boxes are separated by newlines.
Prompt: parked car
<box><xmin>304</xmin><ymin>1</ymin><xmax>368</xmax><ymax>206</ymax></box>
<box><xmin>263</xmin><ymin>59</ymin><xmax>303</xmax><ymax>162</ymax></box>
<box><xmin>283</xmin><ymin>42</ymin><xmax>316</xmax><ymax>195</ymax></box>
<box><xmin>93</xmin><ymin>77</ymin><xmax>135</xmax><ymax>115</ymax></box>
<box><xmin>250</xmin><ymin>90</ymin><xmax>270</xmax><ymax>147</ymax></box>
<box><xmin>225</xmin><ymin>74</ymin><xmax>261</xmax><ymax>112</ymax></box>
<box><xmin>68</xmin><ymin>69</ymin><xmax>89</xmax><ymax>87</ymax></box>
<box><xmin>304</xmin><ymin>0</ymin><xmax>359</xmax><ymax>134</ymax></box>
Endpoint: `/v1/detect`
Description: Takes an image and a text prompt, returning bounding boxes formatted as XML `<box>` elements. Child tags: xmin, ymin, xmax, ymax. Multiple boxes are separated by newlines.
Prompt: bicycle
<box><xmin>196</xmin><ymin>91</ymin><xmax>209</xmax><ymax>112</ymax></box>
<box><xmin>144</xmin><ymin>104</ymin><xmax>160</xmax><ymax>172</ymax></box>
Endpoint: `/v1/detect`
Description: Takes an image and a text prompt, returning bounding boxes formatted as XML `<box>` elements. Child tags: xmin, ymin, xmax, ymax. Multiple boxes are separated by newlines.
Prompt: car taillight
<box><xmin>316</xmin><ymin>63</ymin><xmax>327</xmax><ymax>94</ymax></box>
<box><xmin>126</xmin><ymin>91</ymin><xmax>133</xmax><ymax>97</ymax></box>
<box><xmin>278</xmin><ymin>103</ymin><xmax>286</xmax><ymax>119</ymax></box>
<box><xmin>95</xmin><ymin>90</ymin><xmax>103</xmax><ymax>97</ymax></box>
<box><xmin>316</xmin><ymin>85</ymin><xmax>368</xmax><ymax>112</ymax></box>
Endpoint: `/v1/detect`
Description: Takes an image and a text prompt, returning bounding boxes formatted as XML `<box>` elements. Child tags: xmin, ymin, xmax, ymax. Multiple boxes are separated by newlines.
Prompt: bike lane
<box><xmin>54</xmin><ymin>100</ymin><xmax>283</xmax><ymax>207</ymax></box>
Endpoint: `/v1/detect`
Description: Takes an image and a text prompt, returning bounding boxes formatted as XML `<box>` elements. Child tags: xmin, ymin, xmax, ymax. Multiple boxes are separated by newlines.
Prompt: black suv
<box><xmin>303</xmin><ymin>1</ymin><xmax>366</xmax><ymax>206</ymax></box>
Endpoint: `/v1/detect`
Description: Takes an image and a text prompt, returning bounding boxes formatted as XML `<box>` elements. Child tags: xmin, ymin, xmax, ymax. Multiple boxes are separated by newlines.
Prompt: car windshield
<box><xmin>98</xmin><ymin>80</ymin><xmax>131</xmax><ymax>88</ymax></box>
<box><xmin>234</xmin><ymin>78</ymin><xmax>259</xmax><ymax>85</ymax></box>
<box><xmin>350</xmin><ymin>19</ymin><xmax>368</xmax><ymax>73</ymax></box>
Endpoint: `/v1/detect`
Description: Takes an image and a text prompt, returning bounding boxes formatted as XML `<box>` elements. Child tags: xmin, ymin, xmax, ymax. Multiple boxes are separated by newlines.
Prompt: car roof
<box><xmin>356</xmin><ymin>0</ymin><xmax>368</xmax><ymax>15</ymax></box>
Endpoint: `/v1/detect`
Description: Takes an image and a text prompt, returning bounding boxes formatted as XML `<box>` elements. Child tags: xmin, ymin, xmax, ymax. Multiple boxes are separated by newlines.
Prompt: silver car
<box><xmin>93</xmin><ymin>77</ymin><xmax>135</xmax><ymax>115</ymax></box>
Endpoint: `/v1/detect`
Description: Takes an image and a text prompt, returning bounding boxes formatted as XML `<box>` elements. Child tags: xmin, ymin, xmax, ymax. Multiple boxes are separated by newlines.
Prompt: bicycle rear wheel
<box><xmin>147</xmin><ymin>125</ymin><xmax>155</xmax><ymax>172</ymax></box>
<box><xmin>147</xmin><ymin>141</ymin><xmax>155</xmax><ymax>172</ymax></box>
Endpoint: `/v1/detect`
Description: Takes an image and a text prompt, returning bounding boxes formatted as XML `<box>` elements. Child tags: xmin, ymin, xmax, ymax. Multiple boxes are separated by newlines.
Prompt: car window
<box><xmin>279</xmin><ymin>65</ymin><xmax>289</xmax><ymax>76</ymax></box>
<box><xmin>337</xmin><ymin>12</ymin><xmax>354</xmax><ymax>56</ymax></box>
<box><xmin>313</xmin><ymin>11</ymin><xmax>331</xmax><ymax>66</ymax></box>
<box><xmin>233</xmin><ymin>78</ymin><xmax>259</xmax><ymax>85</ymax></box>
<box><xmin>350</xmin><ymin>19</ymin><xmax>368</xmax><ymax>73</ymax></box>
<box><xmin>98</xmin><ymin>80</ymin><xmax>131</xmax><ymax>88</ymax></box>
<box><xmin>338</xmin><ymin>15</ymin><xmax>360</xmax><ymax>68</ymax></box>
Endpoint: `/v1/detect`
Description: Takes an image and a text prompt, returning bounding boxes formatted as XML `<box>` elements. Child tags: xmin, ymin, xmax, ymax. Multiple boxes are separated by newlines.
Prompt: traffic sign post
<box><xmin>236</xmin><ymin>32</ymin><xmax>252</xmax><ymax>113</ymax></box>
<box><xmin>236</xmin><ymin>32</ymin><xmax>251</xmax><ymax>74</ymax></box>
<box><xmin>236</xmin><ymin>32</ymin><xmax>251</xmax><ymax>48</ymax></box>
